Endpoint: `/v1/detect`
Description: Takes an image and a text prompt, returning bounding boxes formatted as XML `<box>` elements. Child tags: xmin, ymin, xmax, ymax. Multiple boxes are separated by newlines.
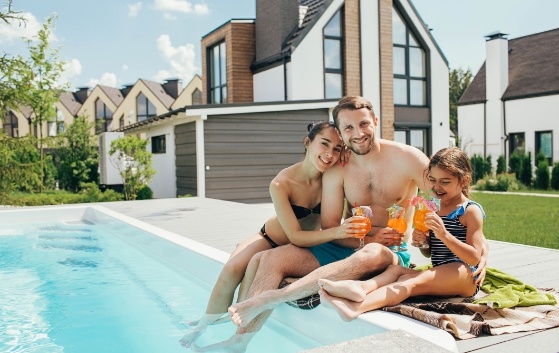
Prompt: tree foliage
<box><xmin>55</xmin><ymin>116</ymin><xmax>99</xmax><ymax>192</ymax></box>
<box><xmin>0</xmin><ymin>133</ymin><xmax>41</xmax><ymax>203</ymax></box>
<box><xmin>109</xmin><ymin>136</ymin><xmax>155</xmax><ymax>201</ymax></box>
<box><xmin>449</xmin><ymin>67</ymin><xmax>473</xmax><ymax>135</ymax></box>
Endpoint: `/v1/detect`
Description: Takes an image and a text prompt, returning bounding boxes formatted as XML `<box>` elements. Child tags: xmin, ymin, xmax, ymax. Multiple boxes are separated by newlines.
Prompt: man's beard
<box><xmin>346</xmin><ymin>134</ymin><xmax>375</xmax><ymax>155</ymax></box>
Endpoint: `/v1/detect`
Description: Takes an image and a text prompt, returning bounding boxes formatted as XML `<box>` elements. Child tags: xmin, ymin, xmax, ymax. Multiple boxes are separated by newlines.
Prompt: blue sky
<box><xmin>1</xmin><ymin>0</ymin><xmax>558</xmax><ymax>90</ymax></box>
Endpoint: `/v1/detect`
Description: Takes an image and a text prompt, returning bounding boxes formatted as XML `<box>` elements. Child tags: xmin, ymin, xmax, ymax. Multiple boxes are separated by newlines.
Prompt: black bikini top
<box><xmin>291</xmin><ymin>203</ymin><xmax>321</xmax><ymax>219</ymax></box>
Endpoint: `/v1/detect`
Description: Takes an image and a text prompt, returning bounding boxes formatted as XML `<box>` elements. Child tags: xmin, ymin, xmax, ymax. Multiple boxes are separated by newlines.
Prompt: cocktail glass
<box><xmin>352</xmin><ymin>205</ymin><xmax>372</xmax><ymax>250</ymax></box>
<box><xmin>386</xmin><ymin>205</ymin><xmax>407</xmax><ymax>252</ymax></box>
<box><xmin>410</xmin><ymin>195</ymin><xmax>440</xmax><ymax>249</ymax></box>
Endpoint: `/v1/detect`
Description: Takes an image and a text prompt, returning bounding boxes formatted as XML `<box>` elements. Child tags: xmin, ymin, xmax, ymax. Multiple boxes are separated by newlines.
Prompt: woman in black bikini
<box><xmin>181</xmin><ymin>121</ymin><xmax>368</xmax><ymax>347</ymax></box>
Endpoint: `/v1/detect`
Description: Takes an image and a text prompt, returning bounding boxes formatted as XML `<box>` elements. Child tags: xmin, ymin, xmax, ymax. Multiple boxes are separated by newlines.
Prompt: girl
<box><xmin>317</xmin><ymin>147</ymin><xmax>486</xmax><ymax>321</ymax></box>
<box><xmin>181</xmin><ymin>121</ymin><xmax>366</xmax><ymax>345</ymax></box>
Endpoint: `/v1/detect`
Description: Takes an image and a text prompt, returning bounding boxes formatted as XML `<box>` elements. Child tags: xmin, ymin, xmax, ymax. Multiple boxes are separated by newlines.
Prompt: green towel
<box><xmin>413</xmin><ymin>265</ymin><xmax>557</xmax><ymax>308</ymax></box>
<box><xmin>474</xmin><ymin>267</ymin><xmax>557</xmax><ymax>308</ymax></box>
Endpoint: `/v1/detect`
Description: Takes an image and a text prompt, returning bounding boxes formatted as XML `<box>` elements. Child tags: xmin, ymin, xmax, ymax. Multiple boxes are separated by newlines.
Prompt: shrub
<box><xmin>508</xmin><ymin>153</ymin><xmax>522</xmax><ymax>178</ymax></box>
<box><xmin>475</xmin><ymin>173</ymin><xmax>521</xmax><ymax>192</ymax></box>
<box><xmin>552</xmin><ymin>163</ymin><xmax>559</xmax><ymax>191</ymax></box>
<box><xmin>534</xmin><ymin>161</ymin><xmax>550</xmax><ymax>190</ymax></box>
<box><xmin>496</xmin><ymin>155</ymin><xmax>506</xmax><ymax>175</ymax></box>
<box><xmin>470</xmin><ymin>154</ymin><xmax>491</xmax><ymax>184</ymax></box>
<box><xmin>136</xmin><ymin>185</ymin><xmax>153</xmax><ymax>200</ymax></box>
<box><xmin>519</xmin><ymin>153</ymin><xmax>533</xmax><ymax>187</ymax></box>
<box><xmin>80</xmin><ymin>182</ymin><xmax>124</xmax><ymax>203</ymax></box>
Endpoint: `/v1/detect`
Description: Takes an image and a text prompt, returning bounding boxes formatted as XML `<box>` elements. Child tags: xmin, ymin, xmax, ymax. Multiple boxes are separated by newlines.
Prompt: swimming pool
<box><xmin>0</xmin><ymin>205</ymin><xmax>458</xmax><ymax>352</ymax></box>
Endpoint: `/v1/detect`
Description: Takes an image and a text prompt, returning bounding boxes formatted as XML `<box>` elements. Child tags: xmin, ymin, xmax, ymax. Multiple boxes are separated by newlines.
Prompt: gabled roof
<box><xmin>58</xmin><ymin>91</ymin><xmax>83</xmax><ymax>116</ymax></box>
<box><xmin>459</xmin><ymin>28</ymin><xmax>559</xmax><ymax>105</ymax></box>
<box><xmin>140</xmin><ymin>79</ymin><xmax>175</xmax><ymax>109</ymax></box>
<box><xmin>98</xmin><ymin>85</ymin><xmax>125</xmax><ymax>107</ymax></box>
<box><xmin>282</xmin><ymin>0</ymin><xmax>329</xmax><ymax>54</ymax></box>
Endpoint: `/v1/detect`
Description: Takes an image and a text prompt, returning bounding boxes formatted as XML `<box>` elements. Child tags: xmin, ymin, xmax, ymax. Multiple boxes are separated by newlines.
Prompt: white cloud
<box><xmin>122</xmin><ymin>64</ymin><xmax>129</xmax><ymax>71</ymax></box>
<box><xmin>128</xmin><ymin>2</ymin><xmax>143</xmax><ymax>17</ymax></box>
<box><xmin>163</xmin><ymin>13</ymin><xmax>178</xmax><ymax>20</ymax></box>
<box><xmin>153</xmin><ymin>34</ymin><xmax>197</xmax><ymax>84</ymax></box>
<box><xmin>87</xmin><ymin>72</ymin><xmax>119</xmax><ymax>88</ymax></box>
<box><xmin>0</xmin><ymin>12</ymin><xmax>43</xmax><ymax>44</ymax></box>
<box><xmin>57</xmin><ymin>58</ymin><xmax>83</xmax><ymax>88</ymax></box>
<box><xmin>153</xmin><ymin>0</ymin><xmax>209</xmax><ymax>15</ymax></box>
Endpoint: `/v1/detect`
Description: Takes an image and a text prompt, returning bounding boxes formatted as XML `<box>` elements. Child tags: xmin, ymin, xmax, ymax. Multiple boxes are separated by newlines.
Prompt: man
<box><xmin>194</xmin><ymin>96</ymin><xmax>485</xmax><ymax>352</ymax></box>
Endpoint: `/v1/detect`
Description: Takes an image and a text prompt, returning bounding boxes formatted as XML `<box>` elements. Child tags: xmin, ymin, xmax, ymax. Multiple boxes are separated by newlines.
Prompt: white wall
<box><xmin>458</xmin><ymin>103</ymin><xmax>487</xmax><ymax>156</ymax></box>
<box><xmin>505</xmin><ymin>95</ymin><xmax>559</xmax><ymax>164</ymax></box>
<box><xmin>143</xmin><ymin>123</ymin><xmax>176</xmax><ymax>199</ymax></box>
<box><xmin>360</xmin><ymin>0</ymin><xmax>382</xmax><ymax>121</ymax></box>
<box><xmin>253</xmin><ymin>65</ymin><xmax>285</xmax><ymax>102</ymax></box>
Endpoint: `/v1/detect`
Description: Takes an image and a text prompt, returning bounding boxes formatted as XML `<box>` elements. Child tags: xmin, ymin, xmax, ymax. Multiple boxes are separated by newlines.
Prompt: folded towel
<box><xmin>474</xmin><ymin>268</ymin><xmax>557</xmax><ymax>308</ymax></box>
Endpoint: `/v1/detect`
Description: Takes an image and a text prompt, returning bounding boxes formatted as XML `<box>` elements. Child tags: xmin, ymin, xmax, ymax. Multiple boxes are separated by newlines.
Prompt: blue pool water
<box><xmin>0</xmin><ymin>218</ymin><xmax>327</xmax><ymax>353</ymax></box>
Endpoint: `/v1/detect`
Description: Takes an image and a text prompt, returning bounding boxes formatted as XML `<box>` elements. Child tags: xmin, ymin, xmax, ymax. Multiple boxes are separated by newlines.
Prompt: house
<box><xmin>458</xmin><ymin>28</ymin><xmax>559</xmax><ymax>169</ymax></box>
<box><xmin>120</xmin><ymin>0</ymin><xmax>451</xmax><ymax>202</ymax></box>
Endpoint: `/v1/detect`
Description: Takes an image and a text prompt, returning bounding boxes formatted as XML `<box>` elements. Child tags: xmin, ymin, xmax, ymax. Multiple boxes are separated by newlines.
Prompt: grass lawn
<box><xmin>471</xmin><ymin>191</ymin><xmax>559</xmax><ymax>250</ymax></box>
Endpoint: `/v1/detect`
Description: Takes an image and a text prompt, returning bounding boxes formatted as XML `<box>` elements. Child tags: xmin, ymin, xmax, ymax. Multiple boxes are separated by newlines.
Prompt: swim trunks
<box><xmin>308</xmin><ymin>241</ymin><xmax>355</xmax><ymax>267</ymax></box>
<box><xmin>259</xmin><ymin>224</ymin><xmax>279</xmax><ymax>248</ymax></box>
<box><xmin>395</xmin><ymin>242</ymin><xmax>411</xmax><ymax>268</ymax></box>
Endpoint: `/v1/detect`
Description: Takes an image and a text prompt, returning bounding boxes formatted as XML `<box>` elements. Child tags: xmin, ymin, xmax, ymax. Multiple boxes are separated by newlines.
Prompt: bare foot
<box><xmin>179</xmin><ymin>326</ymin><xmax>206</xmax><ymax>348</ymax></box>
<box><xmin>317</xmin><ymin>278</ymin><xmax>367</xmax><ymax>302</ymax></box>
<box><xmin>191</xmin><ymin>332</ymin><xmax>256</xmax><ymax>353</ymax></box>
<box><xmin>319</xmin><ymin>289</ymin><xmax>361</xmax><ymax>322</ymax></box>
<box><xmin>228</xmin><ymin>296</ymin><xmax>273</xmax><ymax>328</ymax></box>
<box><xmin>180</xmin><ymin>313</ymin><xmax>227</xmax><ymax>347</ymax></box>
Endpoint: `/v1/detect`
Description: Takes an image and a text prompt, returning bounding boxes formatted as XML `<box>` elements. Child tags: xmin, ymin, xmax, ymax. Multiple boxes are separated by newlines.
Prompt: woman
<box><xmin>181</xmin><ymin>121</ymin><xmax>366</xmax><ymax>347</ymax></box>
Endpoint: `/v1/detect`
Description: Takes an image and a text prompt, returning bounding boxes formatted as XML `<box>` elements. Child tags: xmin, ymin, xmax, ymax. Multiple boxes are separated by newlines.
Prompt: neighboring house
<box><xmin>458</xmin><ymin>28</ymin><xmax>559</xmax><ymax>169</ymax></box>
<box><xmin>120</xmin><ymin>0</ymin><xmax>451</xmax><ymax>202</ymax></box>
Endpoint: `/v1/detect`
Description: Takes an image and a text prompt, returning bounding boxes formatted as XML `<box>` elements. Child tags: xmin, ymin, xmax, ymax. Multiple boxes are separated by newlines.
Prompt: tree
<box><xmin>109</xmin><ymin>136</ymin><xmax>155</xmax><ymax>201</ymax></box>
<box><xmin>0</xmin><ymin>133</ymin><xmax>41</xmax><ymax>203</ymax></box>
<box><xmin>449</xmin><ymin>67</ymin><xmax>473</xmax><ymax>135</ymax></box>
<box><xmin>22</xmin><ymin>15</ymin><xmax>66</xmax><ymax>192</ymax></box>
<box><xmin>56</xmin><ymin>116</ymin><xmax>99</xmax><ymax>192</ymax></box>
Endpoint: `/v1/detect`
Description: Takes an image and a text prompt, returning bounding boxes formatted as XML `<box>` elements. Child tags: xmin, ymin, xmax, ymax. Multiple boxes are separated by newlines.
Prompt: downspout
<box><xmin>502</xmin><ymin>99</ymin><xmax>508</xmax><ymax>162</ymax></box>
<box><xmin>483</xmin><ymin>101</ymin><xmax>487</xmax><ymax>158</ymax></box>
<box><xmin>283</xmin><ymin>55</ymin><xmax>288</xmax><ymax>101</ymax></box>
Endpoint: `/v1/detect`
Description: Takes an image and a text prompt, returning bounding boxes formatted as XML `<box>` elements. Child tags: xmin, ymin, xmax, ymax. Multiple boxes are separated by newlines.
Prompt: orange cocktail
<box><xmin>352</xmin><ymin>205</ymin><xmax>372</xmax><ymax>250</ymax></box>
<box><xmin>410</xmin><ymin>194</ymin><xmax>440</xmax><ymax>249</ymax></box>
<box><xmin>413</xmin><ymin>208</ymin><xmax>429</xmax><ymax>233</ymax></box>
<box><xmin>386</xmin><ymin>205</ymin><xmax>407</xmax><ymax>252</ymax></box>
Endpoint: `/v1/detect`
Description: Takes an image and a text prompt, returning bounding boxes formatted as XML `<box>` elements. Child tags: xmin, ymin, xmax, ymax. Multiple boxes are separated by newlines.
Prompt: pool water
<box><xmin>0</xmin><ymin>219</ymin><xmax>323</xmax><ymax>353</ymax></box>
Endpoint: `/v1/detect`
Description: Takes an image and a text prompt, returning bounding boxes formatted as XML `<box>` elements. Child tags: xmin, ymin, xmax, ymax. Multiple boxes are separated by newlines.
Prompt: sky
<box><xmin>1</xmin><ymin>0</ymin><xmax>558</xmax><ymax>91</ymax></box>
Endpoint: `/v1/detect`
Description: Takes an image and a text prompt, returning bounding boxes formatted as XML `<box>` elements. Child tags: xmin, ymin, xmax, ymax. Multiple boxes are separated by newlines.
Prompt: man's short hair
<box><xmin>332</xmin><ymin>96</ymin><xmax>376</xmax><ymax>129</ymax></box>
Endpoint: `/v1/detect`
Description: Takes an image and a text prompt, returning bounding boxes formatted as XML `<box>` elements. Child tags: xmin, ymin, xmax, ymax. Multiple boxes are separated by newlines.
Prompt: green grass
<box><xmin>471</xmin><ymin>191</ymin><xmax>559</xmax><ymax>250</ymax></box>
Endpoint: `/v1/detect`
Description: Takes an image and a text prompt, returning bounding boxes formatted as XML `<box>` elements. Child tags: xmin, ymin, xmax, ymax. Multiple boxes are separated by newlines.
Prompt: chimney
<box><xmin>255</xmin><ymin>0</ymin><xmax>299</xmax><ymax>61</ymax></box>
<box><xmin>162</xmin><ymin>78</ymin><xmax>183</xmax><ymax>99</ymax></box>
<box><xmin>484</xmin><ymin>31</ymin><xmax>509</xmax><ymax>161</ymax></box>
<box><xmin>121</xmin><ymin>84</ymin><xmax>135</xmax><ymax>97</ymax></box>
<box><xmin>74</xmin><ymin>87</ymin><xmax>90</xmax><ymax>103</ymax></box>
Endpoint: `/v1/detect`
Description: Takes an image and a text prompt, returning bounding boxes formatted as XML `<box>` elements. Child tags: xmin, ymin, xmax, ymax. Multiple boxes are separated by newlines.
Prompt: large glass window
<box><xmin>208</xmin><ymin>42</ymin><xmax>227</xmax><ymax>104</ymax></box>
<box><xmin>535</xmin><ymin>131</ymin><xmax>553</xmax><ymax>165</ymax></box>
<box><xmin>392</xmin><ymin>8</ymin><xmax>426</xmax><ymax>106</ymax></box>
<box><xmin>3</xmin><ymin>111</ymin><xmax>19</xmax><ymax>137</ymax></box>
<box><xmin>394</xmin><ymin>129</ymin><xmax>427</xmax><ymax>153</ymax></box>
<box><xmin>136</xmin><ymin>93</ymin><xmax>156</xmax><ymax>122</ymax></box>
<box><xmin>48</xmin><ymin>109</ymin><xmax>65</xmax><ymax>137</ymax></box>
<box><xmin>509</xmin><ymin>132</ymin><xmax>525</xmax><ymax>154</ymax></box>
<box><xmin>323</xmin><ymin>9</ymin><xmax>344</xmax><ymax>99</ymax></box>
<box><xmin>95</xmin><ymin>98</ymin><xmax>113</xmax><ymax>133</ymax></box>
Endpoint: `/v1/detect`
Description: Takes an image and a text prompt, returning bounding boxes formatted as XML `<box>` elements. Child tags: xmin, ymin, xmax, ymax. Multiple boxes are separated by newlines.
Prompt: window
<box><xmin>192</xmin><ymin>88</ymin><xmax>202</xmax><ymax>105</ymax></box>
<box><xmin>323</xmin><ymin>9</ymin><xmax>344</xmax><ymax>99</ymax></box>
<box><xmin>392</xmin><ymin>8</ymin><xmax>426</xmax><ymax>106</ymax></box>
<box><xmin>509</xmin><ymin>132</ymin><xmax>525</xmax><ymax>154</ymax></box>
<box><xmin>208</xmin><ymin>42</ymin><xmax>227</xmax><ymax>104</ymax></box>
<box><xmin>151</xmin><ymin>135</ymin><xmax>166</xmax><ymax>154</ymax></box>
<box><xmin>119</xmin><ymin>115</ymin><xmax>125</xmax><ymax>129</ymax></box>
<box><xmin>3</xmin><ymin>111</ymin><xmax>19</xmax><ymax>137</ymax></box>
<box><xmin>95</xmin><ymin>98</ymin><xmax>113</xmax><ymax>134</ymax></box>
<box><xmin>535</xmin><ymin>131</ymin><xmax>553</xmax><ymax>165</ymax></box>
<box><xmin>394</xmin><ymin>129</ymin><xmax>427</xmax><ymax>153</ymax></box>
<box><xmin>137</xmin><ymin>93</ymin><xmax>156</xmax><ymax>122</ymax></box>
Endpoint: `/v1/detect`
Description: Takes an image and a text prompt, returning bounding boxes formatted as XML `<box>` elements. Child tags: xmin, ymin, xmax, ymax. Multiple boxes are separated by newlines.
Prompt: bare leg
<box><xmin>321</xmin><ymin>262</ymin><xmax>477</xmax><ymax>321</ymax></box>
<box><xmin>180</xmin><ymin>235</ymin><xmax>271</xmax><ymax>347</ymax></box>
<box><xmin>229</xmin><ymin>243</ymin><xmax>397</xmax><ymax>330</ymax></box>
<box><xmin>191</xmin><ymin>333</ymin><xmax>257</xmax><ymax>353</ymax></box>
<box><xmin>236</xmin><ymin>252</ymin><xmax>263</xmax><ymax>303</ymax></box>
<box><xmin>318</xmin><ymin>264</ymin><xmax>416</xmax><ymax>301</ymax></box>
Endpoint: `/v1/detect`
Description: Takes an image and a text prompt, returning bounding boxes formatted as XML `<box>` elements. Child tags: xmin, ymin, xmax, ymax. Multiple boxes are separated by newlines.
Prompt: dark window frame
<box><xmin>323</xmin><ymin>8</ymin><xmax>345</xmax><ymax>99</ymax></box>
<box><xmin>95</xmin><ymin>98</ymin><xmax>113</xmax><ymax>134</ymax></box>
<box><xmin>394</xmin><ymin>127</ymin><xmax>429</xmax><ymax>154</ymax></box>
<box><xmin>207</xmin><ymin>41</ymin><xmax>227</xmax><ymax>104</ymax></box>
<box><xmin>509</xmin><ymin>132</ymin><xmax>526</xmax><ymax>155</ymax></box>
<box><xmin>136</xmin><ymin>92</ymin><xmax>157</xmax><ymax>122</ymax></box>
<box><xmin>535</xmin><ymin>130</ymin><xmax>553</xmax><ymax>165</ymax></box>
<box><xmin>151</xmin><ymin>135</ymin><xmax>166</xmax><ymax>154</ymax></box>
<box><xmin>392</xmin><ymin>6</ymin><xmax>428</xmax><ymax>107</ymax></box>
<box><xmin>3</xmin><ymin>111</ymin><xmax>19</xmax><ymax>137</ymax></box>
